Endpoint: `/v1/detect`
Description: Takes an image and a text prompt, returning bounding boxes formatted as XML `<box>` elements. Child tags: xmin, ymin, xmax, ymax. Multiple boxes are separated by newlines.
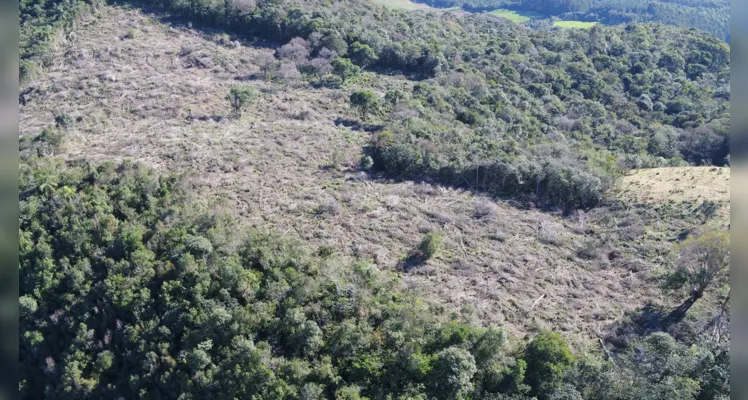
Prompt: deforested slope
<box><xmin>19</xmin><ymin>2</ymin><xmax>730</xmax><ymax>399</ymax></box>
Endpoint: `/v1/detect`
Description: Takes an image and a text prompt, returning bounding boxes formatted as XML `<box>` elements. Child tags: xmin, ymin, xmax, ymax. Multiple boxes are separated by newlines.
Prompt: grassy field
<box><xmin>553</xmin><ymin>20</ymin><xmax>598</xmax><ymax>29</ymax></box>
<box><xmin>487</xmin><ymin>8</ymin><xmax>541</xmax><ymax>23</ymax></box>
<box><xmin>617</xmin><ymin>166</ymin><xmax>730</xmax><ymax>224</ymax></box>
<box><xmin>371</xmin><ymin>0</ymin><xmax>431</xmax><ymax>10</ymax></box>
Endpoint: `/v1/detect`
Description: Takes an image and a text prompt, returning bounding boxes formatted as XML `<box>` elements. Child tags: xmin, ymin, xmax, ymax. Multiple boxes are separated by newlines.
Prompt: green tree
<box><xmin>418</xmin><ymin>232</ymin><xmax>442</xmax><ymax>261</ymax></box>
<box><xmin>349</xmin><ymin>90</ymin><xmax>379</xmax><ymax>121</ymax></box>
<box><xmin>350</xmin><ymin>41</ymin><xmax>378</xmax><ymax>68</ymax></box>
<box><xmin>428</xmin><ymin>346</ymin><xmax>477</xmax><ymax>400</ymax></box>
<box><xmin>662</xmin><ymin>230</ymin><xmax>730</xmax><ymax>322</ymax></box>
<box><xmin>524</xmin><ymin>331</ymin><xmax>574</xmax><ymax>398</ymax></box>
<box><xmin>226</xmin><ymin>86</ymin><xmax>256</xmax><ymax>117</ymax></box>
<box><xmin>332</xmin><ymin>57</ymin><xmax>360</xmax><ymax>83</ymax></box>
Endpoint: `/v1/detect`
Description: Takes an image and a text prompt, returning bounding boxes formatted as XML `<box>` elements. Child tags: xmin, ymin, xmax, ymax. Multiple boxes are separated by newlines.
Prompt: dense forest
<box><xmin>19</xmin><ymin>0</ymin><xmax>730</xmax><ymax>398</ymax></box>
<box><xmin>19</xmin><ymin>158</ymin><xmax>729</xmax><ymax>399</ymax></box>
<box><xmin>416</xmin><ymin>0</ymin><xmax>730</xmax><ymax>43</ymax></box>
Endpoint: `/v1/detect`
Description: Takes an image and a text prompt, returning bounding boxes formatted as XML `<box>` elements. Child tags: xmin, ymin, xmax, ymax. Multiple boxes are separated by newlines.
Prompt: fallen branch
<box><xmin>530</xmin><ymin>294</ymin><xmax>546</xmax><ymax>311</ymax></box>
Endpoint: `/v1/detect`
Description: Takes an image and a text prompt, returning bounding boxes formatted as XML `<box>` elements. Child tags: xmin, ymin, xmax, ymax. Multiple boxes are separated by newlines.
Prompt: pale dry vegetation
<box><xmin>616</xmin><ymin>166</ymin><xmax>730</xmax><ymax>224</ymax></box>
<box><xmin>18</xmin><ymin>5</ymin><xmax>726</xmax><ymax>345</ymax></box>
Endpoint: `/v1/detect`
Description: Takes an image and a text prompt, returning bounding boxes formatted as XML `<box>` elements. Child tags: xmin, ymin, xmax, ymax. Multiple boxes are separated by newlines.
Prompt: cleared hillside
<box><xmin>17</xmin><ymin>4</ymin><xmax>692</xmax><ymax>345</ymax></box>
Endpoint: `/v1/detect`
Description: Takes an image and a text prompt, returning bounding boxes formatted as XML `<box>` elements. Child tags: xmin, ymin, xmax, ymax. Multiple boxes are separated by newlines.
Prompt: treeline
<box><xmin>19</xmin><ymin>158</ymin><xmax>730</xmax><ymax>399</ymax></box>
<box><xmin>413</xmin><ymin>0</ymin><xmax>730</xmax><ymax>42</ymax></box>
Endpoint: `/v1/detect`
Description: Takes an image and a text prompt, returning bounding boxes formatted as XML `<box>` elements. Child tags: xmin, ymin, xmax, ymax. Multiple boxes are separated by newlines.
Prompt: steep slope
<box><xmin>18</xmin><ymin>4</ymin><xmax>684</xmax><ymax>344</ymax></box>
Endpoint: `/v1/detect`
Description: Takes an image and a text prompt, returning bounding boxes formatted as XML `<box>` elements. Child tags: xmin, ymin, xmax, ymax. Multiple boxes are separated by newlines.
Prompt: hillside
<box><xmin>20</xmin><ymin>4</ymin><xmax>642</xmax><ymax>341</ymax></box>
<box><xmin>18</xmin><ymin>1</ymin><xmax>730</xmax><ymax>399</ymax></box>
<box><xmin>414</xmin><ymin>0</ymin><xmax>730</xmax><ymax>42</ymax></box>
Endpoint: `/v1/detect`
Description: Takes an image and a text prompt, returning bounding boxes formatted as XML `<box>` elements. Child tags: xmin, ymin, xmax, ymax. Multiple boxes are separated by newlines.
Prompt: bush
<box><xmin>226</xmin><ymin>86</ymin><xmax>256</xmax><ymax>117</ymax></box>
<box><xmin>418</xmin><ymin>232</ymin><xmax>443</xmax><ymax>261</ymax></box>
<box><xmin>332</xmin><ymin>57</ymin><xmax>360</xmax><ymax>83</ymax></box>
<box><xmin>359</xmin><ymin>154</ymin><xmax>374</xmax><ymax>170</ymax></box>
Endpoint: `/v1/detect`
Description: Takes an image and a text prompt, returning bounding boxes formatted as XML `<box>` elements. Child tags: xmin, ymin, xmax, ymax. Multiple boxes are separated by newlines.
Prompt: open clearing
<box><xmin>19</xmin><ymin>4</ymin><xmax>726</xmax><ymax>345</ymax></box>
<box><xmin>617</xmin><ymin>166</ymin><xmax>730</xmax><ymax>224</ymax></box>
<box><xmin>371</xmin><ymin>0</ymin><xmax>428</xmax><ymax>10</ymax></box>
<box><xmin>371</xmin><ymin>0</ymin><xmax>457</xmax><ymax>11</ymax></box>
<box><xmin>553</xmin><ymin>20</ymin><xmax>598</xmax><ymax>29</ymax></box>
<box><xmin>487</xmin><ymin>8</ymin><xmax>541</xmax><ymax>23</ymax></box>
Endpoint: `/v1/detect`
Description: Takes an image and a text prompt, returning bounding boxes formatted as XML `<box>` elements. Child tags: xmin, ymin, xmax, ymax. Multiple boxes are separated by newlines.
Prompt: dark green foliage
<box><xmin>414</xmin><ymin>0</ymin><xmax>729</xmax><ymax>42</ymax></box>
<box><xmin>349</xmin><ymin>90</ymin><xmax>379</xmax><ymax>121</ymax></box>
<box><xmin>523</xmin><ymin>331</ymin><xmax>574</xmax><ymax>398</ymax></box>
<box><xmin>17</xmin><ymin>158</ymin><xmax>731</xmax><ymax>399</ymax></box>
<box><xmin>350</xmin><ymin>41</ymin><xmax>378</xmax><ymax>68</ymax></box>
<box><xmin>54</xmin><ymin>113</ymin><xmax>75</xmax><ymax>130</ymax></box>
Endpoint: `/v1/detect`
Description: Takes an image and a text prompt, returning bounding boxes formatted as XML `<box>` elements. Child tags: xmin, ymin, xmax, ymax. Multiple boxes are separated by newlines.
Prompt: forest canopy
<box><xmin>415</xmin><ymin>0</ymin><xmax>730</xmax><ymax>42</ymax></box>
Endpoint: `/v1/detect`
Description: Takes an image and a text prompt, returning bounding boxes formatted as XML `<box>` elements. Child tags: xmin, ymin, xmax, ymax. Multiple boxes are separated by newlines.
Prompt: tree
<box><xmin>278</xmin><ymin>37</ymin><xmax>310</xmax><ymax>63</ymax></box>
<box><xmin>350</xmin><ymin>41</ymin><xmax>378</xmax><ymax>68</ymax></box>
<box><xmin>332</xmin><ymin>57</ymin><xmax>360</xmax><ymax>83</ymax></box>
<box><xmin>662</xmin><ymin>230</ymin><xmax>730</xmax><ymax>322</ymax></box>
<box><xmin>524</xmin><ymin>331</ymin><xmax>574</xmax><ymax>398</ymax></box>
<box><xmin>428</xmin><ymin>346</ymin><xmax>477</xmax><ymax>400</ymax></box>
<box><xmin>322</xmin><ymin>34</ymin><xmax>348</xmax><ymax>56</ymax></box>
<box><xmin>226</xmin><ymin>86</ymin><xmax>256</xmax><ymax>117</ymax></box>
<box><xmin>349</xmin><ymin>90</ymin><xmax>379</xmax><ymax>121</ymax></box>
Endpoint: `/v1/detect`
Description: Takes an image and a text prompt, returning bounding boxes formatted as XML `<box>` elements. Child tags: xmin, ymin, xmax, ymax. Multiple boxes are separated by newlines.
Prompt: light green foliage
<box><xmin>488</xmin><ymin>9</ymin><xmax>540</xmax><ymax>23</ymax></box>
<box><xmin>360</xmin><ymin>154</ymin><xmax>374</xmax><ymax>170</ymax></box>
<box><xmin>226</xmin><ymin>86</ymin><xmax>256</xmax><ymax>116</ymax></box>
<box><xmin>332</xmin><ymin>57</ymin><xmax>360</xmax><ymax>83</ymax></box>
<box><xmin>553</xmin><ymin>20</ymin><xmax>598</xmax><ymax>29</ymax></box>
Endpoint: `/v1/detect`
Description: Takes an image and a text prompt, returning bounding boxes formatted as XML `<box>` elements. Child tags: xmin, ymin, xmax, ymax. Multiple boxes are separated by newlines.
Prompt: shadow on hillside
<box><xmin>334</xmin><ymin>118</ymin><xmax>384</xmax><ymax>132</ymax></box>
<box><xmin>110</xmin><ymin>0</ymin><xmax>279</xmax><ymax>48</ymax></box>
<box><xmin>603</xmin><ymin>302</ymin><xmax>698</xmax><ymax>350</ymax></box>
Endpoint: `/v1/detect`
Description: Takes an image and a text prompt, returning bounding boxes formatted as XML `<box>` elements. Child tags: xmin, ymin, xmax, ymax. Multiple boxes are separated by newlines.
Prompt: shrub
<box><xmin>226</xmin><ymin>86</ymin><xmax>256</xmax><ymax>117</ymax></box>
<box><xmin>332</xmin><ymin>57</ymin><xmax>360</xmax><ymax>83</ymax></box>
<box><xmin>418</xmin><ymin>232</ymin><xmax>443</xmax><ymax>261</ymax></box>
<box><xmin>359</xmin><ymin>154</ymin><xmax>374</xmax><ymax>170</ymax></box>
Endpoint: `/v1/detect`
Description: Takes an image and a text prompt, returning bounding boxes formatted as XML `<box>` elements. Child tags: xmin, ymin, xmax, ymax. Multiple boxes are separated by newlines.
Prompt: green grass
<box><xmin>553</xmin><ymin>20</ymin><xmax>598</xmax><ymax>29</ymax></box>
<box><xmin>487</xmin><ymin>8</ymin><xmax>541</xmax><ymax>23</ymax></box>
<box><xmin>371</xmin><ymin>0</ymin><xmax>428</xmax><ymax>10</ymax></box>
<box><xmin>371</xmin><ymin>0</ymin><xmax>459</xmax><ymax>11</ymax></box>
